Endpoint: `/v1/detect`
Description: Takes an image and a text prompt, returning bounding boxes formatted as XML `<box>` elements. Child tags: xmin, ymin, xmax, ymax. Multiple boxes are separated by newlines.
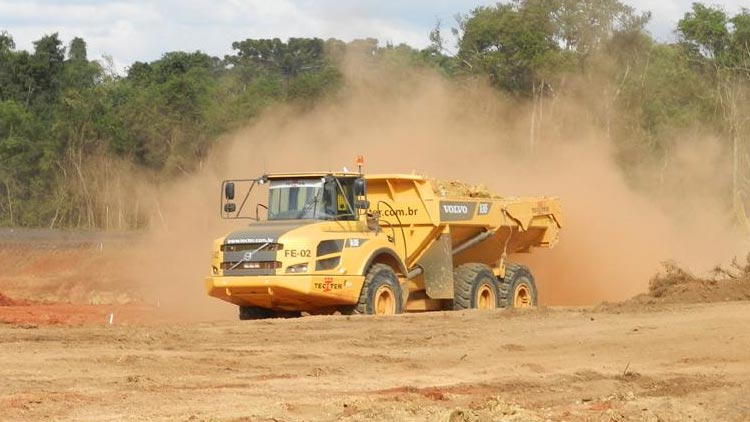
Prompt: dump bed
<box><xmin>365</xmin><ymin>174</ymin><xmax>562</xmax><ymax>270</ymax></box>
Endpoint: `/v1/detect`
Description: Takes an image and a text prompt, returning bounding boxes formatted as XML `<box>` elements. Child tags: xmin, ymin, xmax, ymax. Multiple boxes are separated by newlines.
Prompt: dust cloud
<box><xmin>126</xmin><ymin>54</ymin><xmax>745</xmax><ymax>316</ymax></box>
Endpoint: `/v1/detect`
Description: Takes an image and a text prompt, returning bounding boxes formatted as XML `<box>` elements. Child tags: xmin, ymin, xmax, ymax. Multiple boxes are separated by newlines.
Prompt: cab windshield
<box><xmin>267</xmin><ymin>177</ymin><xmax>357</xmax><ymax>221</ymax></box>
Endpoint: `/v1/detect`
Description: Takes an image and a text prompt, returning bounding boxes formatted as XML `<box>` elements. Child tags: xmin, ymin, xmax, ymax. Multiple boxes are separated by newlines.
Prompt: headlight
<box><xmin>285</xmin><ymin>263</ymin><xmax>309</xmax><ymax>273</ymax></box>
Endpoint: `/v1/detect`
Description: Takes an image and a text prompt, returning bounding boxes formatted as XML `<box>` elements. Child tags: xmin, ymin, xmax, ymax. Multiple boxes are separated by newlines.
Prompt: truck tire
<box><xmin>351</xmin><ymin>263</ymin><xmax>404</xmax><ymax>315</ymax></box>
<box><xmin>239</xmin><ymin>306</ymin><xmax>272</xmax><ymax>320</ymax></box>
<box><xmin>499</xmin><ymin>263</ymin><xmax>538</xmax><ymax>308</ymax></box>
<box><xmin>453</xmin><ymin>263</ymin><xmax>500</xmax><ymax>310</ymax></box>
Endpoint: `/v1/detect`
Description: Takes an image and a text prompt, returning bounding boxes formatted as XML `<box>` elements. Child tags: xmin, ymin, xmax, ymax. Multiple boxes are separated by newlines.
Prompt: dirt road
<box><xmin>2</xmin><ymin>302</ymin><xmax>748</xmax><ymax>422</ymax></box>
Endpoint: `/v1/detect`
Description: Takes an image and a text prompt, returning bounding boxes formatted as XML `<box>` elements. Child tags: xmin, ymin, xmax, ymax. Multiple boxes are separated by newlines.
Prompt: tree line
<box><xmin>0</xmin><ymin>0</ymin><xmax>748</xmax><ymax>230</ymax></box>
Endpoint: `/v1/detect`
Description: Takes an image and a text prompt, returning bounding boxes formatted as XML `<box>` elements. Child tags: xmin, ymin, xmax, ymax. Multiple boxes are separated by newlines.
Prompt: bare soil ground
<box><xmin>1</xmin><ymin>230</ymin><xmax>749</xmax><ymax>421</ymax></box>
<box><xmin>2</xmin><ymin>304</ymin><xmax>749</xmax><ymax>422</ymax></box>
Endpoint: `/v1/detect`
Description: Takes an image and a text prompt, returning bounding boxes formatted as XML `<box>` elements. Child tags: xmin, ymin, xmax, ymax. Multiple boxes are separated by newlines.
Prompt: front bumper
<box><xmin>205</xmin><ymin>274</ymin><xmax>364</xmax><ymax>311</ymax></box>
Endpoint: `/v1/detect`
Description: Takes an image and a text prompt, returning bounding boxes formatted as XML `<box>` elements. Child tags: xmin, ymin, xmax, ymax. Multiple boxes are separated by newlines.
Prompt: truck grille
<box><xmin>221</xmin><ymin>243</ymin><xmax>282</xmax><ymax>252</ymax></box>
<box><xmin>221</xmin><ymin>261</ymin><xmax>281</xmax><ymax>270</ymax></box>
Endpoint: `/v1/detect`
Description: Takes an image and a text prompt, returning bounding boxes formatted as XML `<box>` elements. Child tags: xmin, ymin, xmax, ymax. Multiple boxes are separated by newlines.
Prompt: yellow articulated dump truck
<box><xmin>206</xmin><ymin>167</ymin><xmax>562</xmax><ymax>319</ymax></box>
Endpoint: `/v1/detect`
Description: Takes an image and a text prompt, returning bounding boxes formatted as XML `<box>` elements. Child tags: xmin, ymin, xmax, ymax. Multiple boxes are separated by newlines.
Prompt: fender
<box><xmin>358</xmin><ymin>247</ymin><xmax>407</xmax><ymax>276</ymax></box>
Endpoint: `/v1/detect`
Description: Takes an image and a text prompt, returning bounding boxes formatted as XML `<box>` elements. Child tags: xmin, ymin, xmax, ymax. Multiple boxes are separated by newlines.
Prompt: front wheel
<box><xmin>350</xmin><ymin>263</ymin><xmax>404</xmax><ymax>315</ymax></box>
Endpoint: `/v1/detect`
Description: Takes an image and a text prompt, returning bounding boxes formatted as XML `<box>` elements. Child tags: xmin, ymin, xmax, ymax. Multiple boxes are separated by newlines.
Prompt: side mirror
<box><xmin>355</xmin><ymin>199</ymin><xmax>370</xmax><ymax>210</ymax></box>
<box><xmin>224</xmin><ymin>182</ymin><xmax>235</xmax><ymax>200</ymax></box>
<box><xmin>224</xmin><ymin>203</ymin><xmax>236</xmax><ymax>213</ymax></box>
<box><xmin>354</xmin><ymin>177</ymin><xmax>366</xmax><ymax>196</ymax></box>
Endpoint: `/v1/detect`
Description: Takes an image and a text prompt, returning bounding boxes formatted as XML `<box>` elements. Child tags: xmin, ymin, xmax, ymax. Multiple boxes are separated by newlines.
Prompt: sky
<box><xmin>0</xmin><ymin>0</ymin><xmax>748</xmax><ymax>72</ymax></box>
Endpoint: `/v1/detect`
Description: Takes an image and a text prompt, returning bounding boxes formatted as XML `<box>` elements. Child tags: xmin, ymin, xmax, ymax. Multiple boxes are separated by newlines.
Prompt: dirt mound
<box><xmin>428</xmin><ymin>178</ymin><xmax>495</xmax><ymax>198</ymax></box>
<box><xmin>646</xmin><ymin>260</ymin><xmax>750</xmax><ymax>303</ymax></box>
<box><xmin>601</xmin><ymin>259</ymin><xmax>750</xmax><ymax>312</ymax></box>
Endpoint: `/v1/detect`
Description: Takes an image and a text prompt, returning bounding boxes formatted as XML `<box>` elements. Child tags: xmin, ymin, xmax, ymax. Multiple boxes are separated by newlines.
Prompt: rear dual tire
<box><xmin>499</xmin><ymin>263</ymin><xmax>538</xmax><ymax>308</ymax></box>
<box><xmin>453</xmin><ymin>263</ymin><xmax>500</xmax><ymax>310</ymax></box>
<box><xmin>453</xmin><ymin>262</ymin><xmax>538</xmax><ymax>310</ymax></box>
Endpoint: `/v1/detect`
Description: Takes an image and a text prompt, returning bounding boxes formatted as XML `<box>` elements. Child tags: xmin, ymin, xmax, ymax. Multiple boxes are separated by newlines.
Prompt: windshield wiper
<box><xmin>299</xmin><ymin>189</ymin><xmax>322</xmax><ymax>219</ymax></box>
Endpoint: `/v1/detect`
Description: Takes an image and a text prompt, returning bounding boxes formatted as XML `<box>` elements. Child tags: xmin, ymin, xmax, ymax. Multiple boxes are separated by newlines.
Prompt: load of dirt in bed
<box><xmin>428</xmin><ymin>178</ymin><xmax>495</xmax><ymax>198</ymax></box>
<box><xmin>601</xmin><ymin>256</ymin><xmax>750</xmax><ymax>311</ymax></box>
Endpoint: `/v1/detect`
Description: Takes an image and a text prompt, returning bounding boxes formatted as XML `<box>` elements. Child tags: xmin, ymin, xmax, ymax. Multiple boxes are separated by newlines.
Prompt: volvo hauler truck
<box><xmin>205</xmin><ymin>162</ymin><xmax>562</xmax><ymax>319</ymax></box>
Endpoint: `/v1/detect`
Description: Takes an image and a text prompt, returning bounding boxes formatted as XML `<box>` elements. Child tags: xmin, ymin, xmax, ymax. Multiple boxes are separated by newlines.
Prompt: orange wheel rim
<box><xmin>514</xmin><ymin>284</ymin><xmax>532</xmax><ymax>308</ymax></box>
<box><xmin>374</xmin><ymin>286</ymin><xmax>396</xmax><ymax>315</ymax></box>
<box><xmin>477</xmin><ymin>283</ymin><xmax>496</xmax><ymax>310</ymax></box>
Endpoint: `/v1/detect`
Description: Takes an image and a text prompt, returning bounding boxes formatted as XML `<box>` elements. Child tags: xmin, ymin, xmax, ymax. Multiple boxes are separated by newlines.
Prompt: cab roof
<box><xmin>265</xmin><ymin>172</ymin><xmax>426</xmax><ymax>181</ymax></box>
<box><xmin>266</xmin><ymin>172</ymin><xmax>360</xmax><ymax>179</ymax></box>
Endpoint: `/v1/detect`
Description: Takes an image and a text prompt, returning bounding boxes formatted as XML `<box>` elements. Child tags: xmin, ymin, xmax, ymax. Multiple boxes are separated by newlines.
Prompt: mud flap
<box><xmin>417</xmin><ymin>234</ymin><xmax>455</xmax><ymax>299</ymax></box>
<box><xmin>399</xmin><ymin>277</ymin><xmax>410</xmax><ymax>307</ymax></box>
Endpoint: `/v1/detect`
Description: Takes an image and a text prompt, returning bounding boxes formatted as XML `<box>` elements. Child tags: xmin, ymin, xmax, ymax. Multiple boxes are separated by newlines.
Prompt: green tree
<box><xmin>456</xmin><ymin>2</ymin><xmax>563</xmax><ymax>93</ymax></box>
<box><xmin>227</xmin><ymin>38</ymin><xmax>326</xmax><ymax>78</ymax></box>
<box><xmin>0</xmin><ymin>100</ymin><xmax>45</xmax><ymax>225</ymax></box>
<box><xmin>68</xmin><ymin>37</ymin><xmax>87</xmax><ymax>61</ymax></box>
<box><xmin>678</xmin><ymin>4</ymin><xmax>750</xmax><ymax>231</ymax></box>
<box><xmin>455</xmin><ymin>0</ymin><xmax>649</xmax><ymax>94</ymax></box>
<box><xmin>29</xmin><ymin>33</ymin><xmax>66</xmax><ymax>110</ymax></box>
<box><xmin>62</xmin><ymin>37</ymin><xmax>101</xmax><ymax>90</ymax></box>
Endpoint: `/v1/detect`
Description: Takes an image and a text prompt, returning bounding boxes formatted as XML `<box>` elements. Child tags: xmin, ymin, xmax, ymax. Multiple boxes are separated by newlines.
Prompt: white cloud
<box><xmin>0</xmin><ymin>0</ymin><xmax>442</xmax><ymax>72</ymax></box>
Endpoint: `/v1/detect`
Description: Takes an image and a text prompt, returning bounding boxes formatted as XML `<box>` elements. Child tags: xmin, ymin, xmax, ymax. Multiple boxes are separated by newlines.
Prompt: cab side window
<box><xmin>336</xmin><ymin>179</ymin><xmax>357</xmax><ymax>220</ymax></box>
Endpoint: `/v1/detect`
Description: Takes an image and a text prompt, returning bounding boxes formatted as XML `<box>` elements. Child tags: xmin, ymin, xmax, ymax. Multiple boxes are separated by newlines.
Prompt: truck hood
<box><xmin>224</xmin><ymin>219</ymin><xmax>317</xmax><ymax>244</ymax></box>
